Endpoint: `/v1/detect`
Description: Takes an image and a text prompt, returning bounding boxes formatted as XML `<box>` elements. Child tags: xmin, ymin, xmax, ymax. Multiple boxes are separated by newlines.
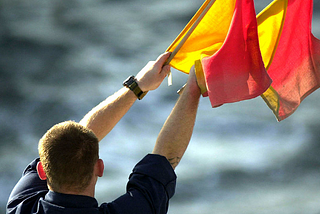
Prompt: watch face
<box><xmin>123</xmin><ymin>75</ymin><xmax>135</xmax><ymax>86</ymax></box>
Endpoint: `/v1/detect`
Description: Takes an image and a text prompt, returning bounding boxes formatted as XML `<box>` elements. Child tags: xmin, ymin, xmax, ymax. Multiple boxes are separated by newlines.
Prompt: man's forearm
<box><xmin>152</xmin><ymin>68</ymin><xmax>201</xmax><ymax>169</ymax></box>
<box><xmin>80</xmin><ymin>87</ymin><xmax>137</xmax><ymax>141</ymax></box>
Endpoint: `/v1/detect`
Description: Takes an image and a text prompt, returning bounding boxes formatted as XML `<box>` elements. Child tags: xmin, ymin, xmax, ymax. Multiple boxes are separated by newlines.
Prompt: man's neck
<box><xmin>48</xmin><ymin>184</ymin><xmax>95</xmax><ymax>198</ymax></box>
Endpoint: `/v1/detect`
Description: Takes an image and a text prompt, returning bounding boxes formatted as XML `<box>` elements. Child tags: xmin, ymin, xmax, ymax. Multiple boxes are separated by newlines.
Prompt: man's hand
<box><xmin>185</xmin><ymin>65</ymin><xmax>201</xmax><ymax>97</ymax></box>
<box><xmin>136</xmin><ymin>52</ymin><xmax>171</xmax><ymax>92</ymax></box>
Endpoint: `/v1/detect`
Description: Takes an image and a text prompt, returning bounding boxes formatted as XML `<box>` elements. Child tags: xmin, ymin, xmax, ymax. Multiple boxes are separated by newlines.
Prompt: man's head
<box><xmin>38</xmin><ymin>121</ymin><xmax>101</xmax><ymax>194</ymax></box>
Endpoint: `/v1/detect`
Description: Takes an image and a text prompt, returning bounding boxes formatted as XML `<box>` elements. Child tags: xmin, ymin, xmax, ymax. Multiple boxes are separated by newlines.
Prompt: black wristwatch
<box><xmin>123</xmin><ymin>75</ymin><xmax>148</xmax><ymax>100</ymax></box>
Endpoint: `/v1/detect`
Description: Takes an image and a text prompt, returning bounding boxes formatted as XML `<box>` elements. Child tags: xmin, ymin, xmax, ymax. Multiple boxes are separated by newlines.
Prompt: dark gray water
<box><xmin>1</xmin><ymin>0</ymin><xmax>320</xmax><ymax>213</ymax></box>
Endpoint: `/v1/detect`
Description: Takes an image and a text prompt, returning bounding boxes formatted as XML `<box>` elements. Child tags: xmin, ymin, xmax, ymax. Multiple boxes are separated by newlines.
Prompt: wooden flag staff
<box><xmin>164</xmin><ymin>0</ymin><xmax>216</xmax><ymax>88</ymax></box>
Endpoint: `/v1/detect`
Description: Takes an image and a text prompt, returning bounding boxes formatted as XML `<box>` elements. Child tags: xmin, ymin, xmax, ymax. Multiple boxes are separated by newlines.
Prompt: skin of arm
<box><xmin>152</xmin><ymin>66</ymin><xmax>201</xmax><ymax>169</ymax></box>
<box><xmin>79</xmin><ymin>52</ymin><xmax>171</xmax><ymax>141</ymax></box>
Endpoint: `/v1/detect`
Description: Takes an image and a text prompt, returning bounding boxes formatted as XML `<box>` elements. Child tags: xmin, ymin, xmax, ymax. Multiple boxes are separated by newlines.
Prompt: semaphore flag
<box><xmin>259</xmin><ymin>0</ymin><xmax>320</xmax><ymax>121</ymax></box>
<box><xmin>167</xmin><ymin>0</ymin><xmax>272</xmax><ymax>107</ymax></box>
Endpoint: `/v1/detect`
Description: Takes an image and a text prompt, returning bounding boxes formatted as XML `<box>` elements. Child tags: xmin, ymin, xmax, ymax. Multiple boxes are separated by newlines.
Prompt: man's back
<box><xmin>7</xmin><ymin>155</ymin><xmax>176</xmax><ymax>214</ymax></box>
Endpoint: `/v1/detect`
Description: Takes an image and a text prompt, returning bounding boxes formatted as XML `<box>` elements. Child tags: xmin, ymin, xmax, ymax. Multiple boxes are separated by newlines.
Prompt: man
<box><xmin>6</xmin><ymin>52</ymin><xmax>201</xmax><ymax>214</ymax></box>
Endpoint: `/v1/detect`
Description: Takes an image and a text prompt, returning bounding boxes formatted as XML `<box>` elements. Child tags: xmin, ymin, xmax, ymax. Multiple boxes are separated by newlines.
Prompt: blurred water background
<box><xmin>1</xmin><ymin>0</ymin><xmax>320</xmax><ymax>213</ymax></box>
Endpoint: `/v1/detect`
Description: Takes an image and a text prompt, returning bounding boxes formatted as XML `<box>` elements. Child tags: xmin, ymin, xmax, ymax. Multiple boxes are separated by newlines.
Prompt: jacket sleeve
<box><xmin>100</xmin><ymin>154</ymin><xmax>177</xmax><ymax>214</ymax></box>
<box><xmin>6</xmin><ymin>158</ymin><xmax>48</xmax><ymax>214</ymax></box>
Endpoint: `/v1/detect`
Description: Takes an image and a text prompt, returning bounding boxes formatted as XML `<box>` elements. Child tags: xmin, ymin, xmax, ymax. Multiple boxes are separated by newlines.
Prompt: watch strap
<box><xmin>123</xmin><ymin>76</ymin><xmax>148</xmax><ymax>100</ymax></box>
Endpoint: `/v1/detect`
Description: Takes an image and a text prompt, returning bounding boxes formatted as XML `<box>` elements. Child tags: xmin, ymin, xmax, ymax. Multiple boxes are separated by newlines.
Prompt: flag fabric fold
<box><xmin>255</xmin><ymin>0</ymin><xmax>287</xmax><ymax>120</ymax></box>
<box><xmin>201</xmin><ymin>0</ymin><xmax>272</xmax><ymax>106</ymax></box>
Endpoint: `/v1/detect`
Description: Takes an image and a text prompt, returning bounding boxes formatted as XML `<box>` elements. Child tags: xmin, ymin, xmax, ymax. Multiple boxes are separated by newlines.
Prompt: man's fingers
<box><xmin>156</xmin><ymin>52</ymin><xmax>171</xmax><ymax>67</ymax></box>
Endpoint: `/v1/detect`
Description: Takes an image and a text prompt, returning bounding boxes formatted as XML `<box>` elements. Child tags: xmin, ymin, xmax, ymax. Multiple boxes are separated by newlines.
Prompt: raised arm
<box><xmin>80</xmin><ymin>52</ymin><xmax>171</xmax><ymax>141</ymax></box>
<box><xmin>152</xmin><ymin>66</ymin><xmax>201</xmax><ymax>169</ymax></box>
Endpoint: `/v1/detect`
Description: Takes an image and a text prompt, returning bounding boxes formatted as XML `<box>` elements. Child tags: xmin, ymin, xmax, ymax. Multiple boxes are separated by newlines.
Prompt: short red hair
<box><xmin>38</xmin><ymin>121</ymin><xmax>99</xmax><ymax>193</ymax></box>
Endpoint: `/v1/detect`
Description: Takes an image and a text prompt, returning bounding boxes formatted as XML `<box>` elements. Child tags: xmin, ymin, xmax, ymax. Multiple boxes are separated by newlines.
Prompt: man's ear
<box><xmin>95</xmin><ymin>159</ymin><xmax>104</xmax><ymax>177</ymax></box>
<box><xmin>37</xmin><ymin>161</ymin><xmax>47</xmax><ymax>180</ymax></box>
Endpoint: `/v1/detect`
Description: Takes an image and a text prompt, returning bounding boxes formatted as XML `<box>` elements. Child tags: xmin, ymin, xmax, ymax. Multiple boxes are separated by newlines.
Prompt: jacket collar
<box><xmin>44</xmin><ymin>190</ymin><xmax>98</xmax><ymax>209</ymax></box>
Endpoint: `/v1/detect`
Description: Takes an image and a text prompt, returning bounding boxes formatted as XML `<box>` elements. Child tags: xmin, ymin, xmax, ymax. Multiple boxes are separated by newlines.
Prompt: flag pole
<box><xmin>165</xmin><ymin>0</ymin><xmax>216</xmax><ymax>87</ymax></box>
<box><xmin>165</xmin><ymin>0</ymin><xmax>216</xmax><ymax>65</ymax></box>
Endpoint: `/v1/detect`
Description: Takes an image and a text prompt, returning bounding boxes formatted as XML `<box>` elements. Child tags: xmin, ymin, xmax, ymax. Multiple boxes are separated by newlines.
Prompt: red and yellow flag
<box><xmin>260</xmin><ymin>0</ymin><xmax>320</xmax><ymax>121</ymax></box>
<box><xmin>167</xmin><ymin>0</ymin><xmax>320</xmax><ymax>120</ymax></box>
<box><xmin>167</xmin><ymin>0</ymin><xmax>272</xmax><ymax>107</ymax></box>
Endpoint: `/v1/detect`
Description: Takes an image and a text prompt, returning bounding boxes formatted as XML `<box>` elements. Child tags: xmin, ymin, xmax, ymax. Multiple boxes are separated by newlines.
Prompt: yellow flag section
<box><xmin>166</xmin><ymin>0</ymin><xmax>236</xmax><ymax>74</ymax></box>
<box><xmin>257</xmin><ymin>0</ymin><xmax>287</xmax><ymax>119</ymax></box>
<box><xmin>257</xmin><ymin>0</ymin><xmax>287</xmax><ymax>70</ymax></box>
